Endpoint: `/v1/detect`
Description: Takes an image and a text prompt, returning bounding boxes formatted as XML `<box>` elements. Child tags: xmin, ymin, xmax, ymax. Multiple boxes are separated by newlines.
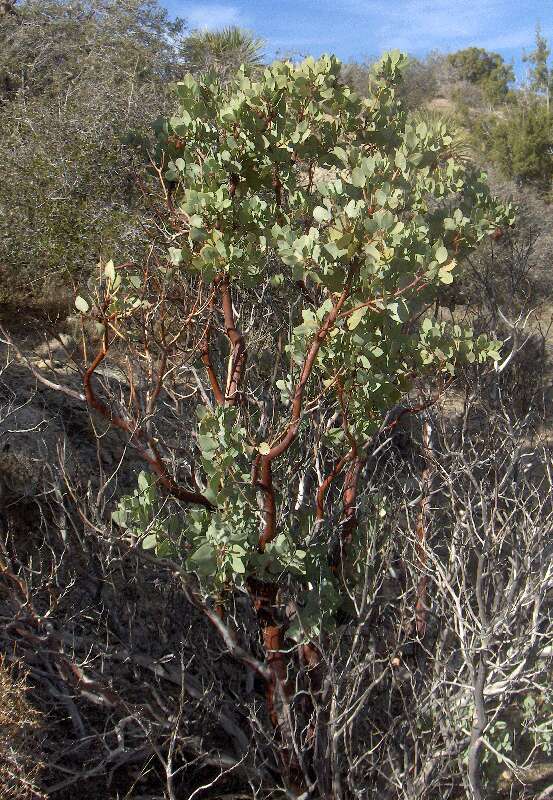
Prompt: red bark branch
<box><xmin>328</xmin><ymin>455</ymin><xmax>365</xmax><ymax>576</ymax></box>
<box><xmin>383</xmin><ymin>379</ymin><xmax>452</xmax><ymax>434</ymax></box>
<box><xmin>199</xmin><ymin>316</ymin><xmax>225</xmax><ymax>406</ymax></box>
<box><xmin>257</xmin><ymin>458</ymin><xmax>276</xmax><ymax>551</ymax></box>
<box><xmin>337</xmin><ymin>273</ymin><xmax>429</xmax><ymax>323</ymax></box>
<box><xmin>263</xmin><ymin>286</ymin><xmax>351</xmax><ymax>464</ymax></box>
<box><xmin>84</xmin><ymin>341</ymin><xmax>214</xmax><ymax>510</ymax></box>
<box><xmin>257</xmin><ymin>274</ymin><xmax>355</xmax><ymax>550</ymax></box>
<box><xmin>246</xmin><ymin>577</ymin><xmax>289</xmax><ymax>724</ymax></box>
<box><xmin>340</xmin><ymin>455</ymin><xmax>365</xmax><ymax>549</ymax></box>
<box><xmin>315</xmin><ymin>449</ymin><xmax>354</xmax><ymax>522</ymax></box>
<box><xmin>218</xmin><ymin>277</ymin><xmax>246</xmax><ymax>406</ymax></box>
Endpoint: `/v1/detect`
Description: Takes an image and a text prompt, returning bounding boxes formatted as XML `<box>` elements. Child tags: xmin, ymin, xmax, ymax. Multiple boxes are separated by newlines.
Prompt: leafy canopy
<box><xmin>92</xmin><ymin>52</ymin><xmax>512</xmax><ymax>627</ymax></box>
<box><xmin>448</xmin><ymin>46</ymin><xmax>514</xmax><ymax>103</ymax></box>
<box><xmin>0</xmin><ymin>0</ymin><xmax>186</xmax><ymax>306</ymax></box>
<box><xmin>486</xmin><ymin>100</ymin><xmax>553</xmax><ymax>185</ymax></box>
<box><xmin>523</xmin><ymin>24</ymin><xmax>552</xmax><ymax>99</ymax></box>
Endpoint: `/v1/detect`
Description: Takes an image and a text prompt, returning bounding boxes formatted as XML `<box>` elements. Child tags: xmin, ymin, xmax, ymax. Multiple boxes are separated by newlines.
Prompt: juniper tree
<box><xmin>524</xmin><ymin>24</ymin><xmax>552</xmax><ymax>111</ymax></box>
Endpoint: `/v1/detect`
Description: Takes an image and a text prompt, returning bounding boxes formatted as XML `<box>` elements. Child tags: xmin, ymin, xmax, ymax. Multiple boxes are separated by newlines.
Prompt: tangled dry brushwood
<box><xmin>0</xmin><ymin>656</ymin><xmax>44</xmax><ymax>799</ymax></box>
<box><xmin>0</xmin><ymin>329</ymin><xmax>553</xmax><ymax>799</ymax></box>
<box><xmin>0</xmin><ymin>236</ymin><xmax>551</xmax><ymax>796</ymax></box>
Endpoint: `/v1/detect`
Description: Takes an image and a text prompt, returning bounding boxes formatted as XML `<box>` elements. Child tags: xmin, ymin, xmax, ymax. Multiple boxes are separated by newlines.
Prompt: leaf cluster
<box><xmin>87</xmin><ymin>52</ymin><xmax>513</xmax><ymax>608</ymax></box>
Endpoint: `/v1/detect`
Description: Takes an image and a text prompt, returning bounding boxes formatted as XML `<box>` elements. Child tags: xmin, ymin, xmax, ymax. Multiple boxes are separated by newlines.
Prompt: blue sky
<box><xmin>166</xmin><ymin>0</ymin><xmax>553</xmax><ymax>80</ymax></box>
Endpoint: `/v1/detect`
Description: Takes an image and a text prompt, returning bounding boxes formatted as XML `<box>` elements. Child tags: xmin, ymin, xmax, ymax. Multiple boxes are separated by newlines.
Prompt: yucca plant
<box><xmin>408</xmin><ymin>107</ymin><xmax>475</xmax><ymax>164</ymax></box>
<box><xmin>181</xmin><ymin>25</ymin><xmax>264</xmax><ymax>80</ymax></box>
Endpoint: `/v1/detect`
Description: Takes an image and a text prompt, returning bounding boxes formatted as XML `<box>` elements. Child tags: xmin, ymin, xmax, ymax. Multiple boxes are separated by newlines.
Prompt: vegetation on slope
<box><xmin>0</xmin><ymin>3</ymin><xmax>553</xmax><ymax>799</ymax></box>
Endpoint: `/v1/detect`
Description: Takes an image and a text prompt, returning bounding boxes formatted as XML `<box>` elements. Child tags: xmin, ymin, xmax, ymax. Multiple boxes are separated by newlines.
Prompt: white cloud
<box><xmin>185</xmin><ymin>3</ymin><xmax>242</xmax><ymax>30</ymax></box>
<box><xmin>478</xmin><ymin>28</ymin><xmax>537</xmax><ymax>51</ymax></box>
<box><xmin>175</xmin><ymin>0</ymin><xmax>550</xmax><ymax>73</ymax></box>
<box><xmin>333</xmin><ymin>0</ymin><xmax>536</xmax><ymax>54</ymax></box>
<box><xmin>372</xmin><ymin>0</ymin><xmax>500</xmax><ymax>50</ymax></box>
<box><xmin>479</xmin><ymin>22</ymin><xmax>553</xmax><ymax>53</ymax></box>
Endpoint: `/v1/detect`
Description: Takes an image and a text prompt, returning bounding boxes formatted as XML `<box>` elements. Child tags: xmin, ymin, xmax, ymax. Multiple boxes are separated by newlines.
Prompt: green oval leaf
<box><xmin>75</xmin><ymin>296</ymin><xmax>90</xmax><ymax>313</ymax></box>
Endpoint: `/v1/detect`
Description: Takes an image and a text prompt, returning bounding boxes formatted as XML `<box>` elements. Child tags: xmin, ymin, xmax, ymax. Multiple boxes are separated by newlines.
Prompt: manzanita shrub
<box><xmin>76</xmin><ymin>50</ymin><xmax>512</xmax><ymax>774</ymax></box>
